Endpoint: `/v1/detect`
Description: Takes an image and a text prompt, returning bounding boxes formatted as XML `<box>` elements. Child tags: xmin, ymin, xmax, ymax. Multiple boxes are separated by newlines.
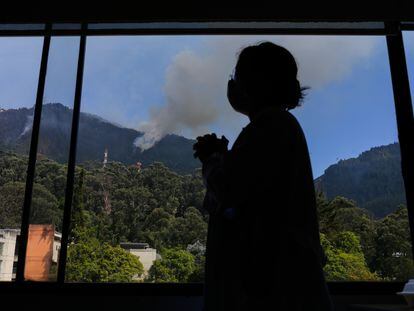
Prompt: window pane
<box><xmin>299</xmin><ymin>36</ymin><xmax>409</xmax><ymax>282</ymax></box>
<box><xmin>65</xmin><ymin>35</ymin><xmax>407</xmax><ymax>283</ymax></box>
<box><xmin>24</xmin><ymin>36</ymin><xmax>80</xmax><ymax>282</ymax></box>
<box><xmin>0</xmin><ymin>37</ymin><xmax>43</xmax><ymax>282</ymax></box>
<box><xmin>404</xmin><ymin>31</ymin><xmax>414</xmax><ymax>107</ymax></box>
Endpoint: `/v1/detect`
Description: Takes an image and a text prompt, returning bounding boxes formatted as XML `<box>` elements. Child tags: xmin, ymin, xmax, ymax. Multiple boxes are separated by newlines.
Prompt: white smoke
<box><xmin>134</xmin><ymin>36</ymin><xmax>379</xmax><ymax>150</ymax></box>
<box><xmin>19</xmin><ymin>115</ymin><xmax>33</xmax><ymax>137</ymax></box>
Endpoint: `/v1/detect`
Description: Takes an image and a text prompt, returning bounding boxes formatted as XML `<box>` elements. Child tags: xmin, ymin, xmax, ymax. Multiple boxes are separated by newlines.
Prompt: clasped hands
<box><xmin>193</xmin><ymin>133</ymin><xmax>229</xmax><ymax>163</ymax></box>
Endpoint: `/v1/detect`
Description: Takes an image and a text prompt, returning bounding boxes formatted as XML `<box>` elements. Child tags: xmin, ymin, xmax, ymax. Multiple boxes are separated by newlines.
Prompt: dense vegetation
<box><xmin>0</xmin><ymin>151</ymin><xmax>412</xmax><ymax>282</ymax></box>
<box><xmin>1</xmin><ymin>104</ymin><xmax>406</xmax><ymax>213</ymax></box>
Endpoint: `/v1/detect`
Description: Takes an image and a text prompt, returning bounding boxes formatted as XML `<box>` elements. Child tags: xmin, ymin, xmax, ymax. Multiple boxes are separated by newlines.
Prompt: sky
<box><xmin>1</xmin><ymin>33</ymin><xmax>413</xmax><ymax>178</ymax></box>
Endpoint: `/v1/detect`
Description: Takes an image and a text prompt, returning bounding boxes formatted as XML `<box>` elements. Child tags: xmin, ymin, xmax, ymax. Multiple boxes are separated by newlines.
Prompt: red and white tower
<box><xmin>103</xmin><ymin>148</ymin><xmax>108</xmax><ymax>168</ymax></box>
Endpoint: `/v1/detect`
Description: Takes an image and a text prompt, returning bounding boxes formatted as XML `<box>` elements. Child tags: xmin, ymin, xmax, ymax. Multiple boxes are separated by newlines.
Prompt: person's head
<box><xmin>227</xmin><ymin>41</ymin><xmax>307</xmax><ymax>117</ymax></box>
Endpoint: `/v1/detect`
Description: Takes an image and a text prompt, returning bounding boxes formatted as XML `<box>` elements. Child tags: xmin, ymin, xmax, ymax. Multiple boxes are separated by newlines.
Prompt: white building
<box><xmin>0</xmin><ymin>229</ymin><xmax>19</xmax><ymax>281</ymax></box>
<box><xmin>120</xmin><ymin>242</ymin><xmax>158</xmax><ymax>280</ymax></box>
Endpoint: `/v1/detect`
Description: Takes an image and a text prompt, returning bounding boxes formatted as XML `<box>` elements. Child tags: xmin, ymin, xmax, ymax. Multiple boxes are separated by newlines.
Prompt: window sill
<box><xmin>0</xmin><ymin>281</ymin><xmax>405</xmax><ymax>296</ymax></box>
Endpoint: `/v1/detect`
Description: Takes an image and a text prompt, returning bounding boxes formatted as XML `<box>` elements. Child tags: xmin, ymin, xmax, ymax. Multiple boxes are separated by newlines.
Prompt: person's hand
<box><xmin>193</xmin><ymin>133</ymin><xmax>228</xmax><ymax>162</ymax></box>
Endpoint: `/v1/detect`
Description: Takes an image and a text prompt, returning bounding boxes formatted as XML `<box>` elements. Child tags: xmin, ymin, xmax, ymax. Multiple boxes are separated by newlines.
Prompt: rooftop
<box><xmin>120</xmin><ymin>242</ymin><xmax>150</xmax><ymax>250</ymax></box>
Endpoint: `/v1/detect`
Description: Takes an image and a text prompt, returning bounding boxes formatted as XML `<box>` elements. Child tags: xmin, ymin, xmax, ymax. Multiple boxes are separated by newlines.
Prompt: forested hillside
<box><xmin>1</xmin><ymin>104</ymin><xmax>406</xmax><ymax>216</ymax></box>
<box><xmin>315</xmin><ymin>143</ymin><xmax>405</xmax><ymax>218</ymax></box>
<box><xmin>0</xmin><ymin>103</ymin><xmax>200</xmax><ymax>174</ymax></box>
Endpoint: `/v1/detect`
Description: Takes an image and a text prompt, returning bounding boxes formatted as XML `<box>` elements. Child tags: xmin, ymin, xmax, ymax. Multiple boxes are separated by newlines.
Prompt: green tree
<box><xmin>137</xmin><ymin>208</ymin><xmax>173</xmax><ymax>249</ymax></box>
<box><xmin>66</xmin><ymin>238</ymin><xmax>144</xmax><ymax>282</ymax></box>
<box><xmin>110</xmin><ymin>186</ymin><xmax>154</xmax><ymax>243</ymax></box>
<box><xmin>321</xmin><ymin>232</ymin><xmax>379</xmax><ymax>281</ymax></box>
<box><xmin>0</xmin><ymin>181</ymin><xmax>61</xmax><ymax>229</ymax></box>
<box><xmin>318</xmin><ymin>195</ymin><xmax>377</xmax><ymax>269</ymax></box>
<box><xmin>0</xmin><ymin>181</ymin><xmax>26</xmax><ymax>228</ymax></box>
<box><xmin>0</xmin><ymin>152</ymin><xmax>28</xmax><ymax>186</ymax></box>
<box><xmin>372</xmin><ymin>206</ymin><xmax>414</xmax><ymax>280</ymax></box>
<box><xmin>168</xmin><ymin>207</ymin><xmax>208</xmax><ymax>248</ymax></box>
<box><xmin>146</xmin><ymin>247</ymin><xmax>196</xmax><ymax>283</ymax></box>
<box><xmin>66</xmin><ymin>168</ymin><xmax>144</xmax><ymax>283</ymax></box>
<box><xmin>187</xmin><ymin>240</ymin><xmax>206</xmax><ymax>282</ymax></box>
<box><xmin>140</xmin><ymin>162</ymin><xmax>184</xmax><ymax>215</ymax></box>
<box><xmin>70</xmin><ymin>169</ymin><xmax>95</xmax><ymax>243</ymax></box>
<box><xmin>180</xmin><ymin>169</ymin><xmax>206</xmax><ymax>217</ymax></box>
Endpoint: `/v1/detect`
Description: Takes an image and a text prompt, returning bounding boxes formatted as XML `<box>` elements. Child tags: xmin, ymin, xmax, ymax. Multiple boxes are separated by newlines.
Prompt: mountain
<box><xmin>0</xmin><ymin>104</ymin><xmax>407</xmax><ymax>217</ymax></box>
<box><xmin>315</xmin><ymin>143</ymin><xmax>406</xmax><ymax>218</ymax></box>
<box><xmin>0</xmin><ymin>103</ymin><xmax>200</xmax><ymax>174</ymax></box>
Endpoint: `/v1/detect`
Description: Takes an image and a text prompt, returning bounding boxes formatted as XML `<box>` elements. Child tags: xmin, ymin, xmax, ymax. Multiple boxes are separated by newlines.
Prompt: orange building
<box><xmin>24</xmin><ymin>224</ymin><xmax>56</xmax><ymax>281</ymax></box>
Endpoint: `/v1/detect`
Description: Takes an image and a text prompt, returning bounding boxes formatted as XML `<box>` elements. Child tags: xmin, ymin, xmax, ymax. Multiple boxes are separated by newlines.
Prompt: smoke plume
<box><xmin>135</xmin><ymin>36</ymin><xmax>379</xmax><ymax>150</ymax></box>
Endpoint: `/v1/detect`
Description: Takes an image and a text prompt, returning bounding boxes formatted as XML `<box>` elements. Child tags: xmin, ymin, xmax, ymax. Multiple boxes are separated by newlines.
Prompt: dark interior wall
<box><xmin>0</xmin><ymin>6</ymin><xmax>412</xmax><ymax>311</ymax></box>
<box><xmin>2</xmin><ymin>294</ymin><xmax>203</xmax><ymax>311</ymax></box>
<box><xmin>332</xmin><ymin>295</ymin><xmax>405</xmax><ymax>311</ymax></box>
<box><xmin>1</xmin><ymin>4</ymin><xmax>414</xmax><ymax>23</ymax></box>
<box><xmin>0</xmin><ymin>293</ymin><xmax>406</xmax><ymax>311</ymax></box>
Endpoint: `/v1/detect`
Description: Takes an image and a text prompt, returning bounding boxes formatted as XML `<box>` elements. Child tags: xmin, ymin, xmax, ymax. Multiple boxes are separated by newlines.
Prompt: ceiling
<box><xmin>1</xmin><ymin>4</ymin><xmax>414</xmax><ymax>24</ymax></box>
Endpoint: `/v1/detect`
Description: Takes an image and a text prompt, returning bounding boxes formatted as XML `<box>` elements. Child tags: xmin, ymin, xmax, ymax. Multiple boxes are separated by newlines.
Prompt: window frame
<box><xmin>0</xmin><ymin>20</ymin><xmax>413</xmax><ymax>296</ymax></box>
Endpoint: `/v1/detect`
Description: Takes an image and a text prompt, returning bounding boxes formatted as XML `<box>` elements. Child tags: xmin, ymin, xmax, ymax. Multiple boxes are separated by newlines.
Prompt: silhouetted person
<box><xmin>193</xmin><ymin>42</ymin><xmax>333</xmax><ymax>311</ymax></box>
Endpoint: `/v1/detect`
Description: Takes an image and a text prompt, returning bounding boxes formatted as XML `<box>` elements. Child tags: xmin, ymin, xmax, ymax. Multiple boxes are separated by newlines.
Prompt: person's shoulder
<box><xmin>283</xmin><ymin>112</ymin><xmax>308</xmax><ymax>146</ymax></box>
<box><xmin>268</xmin><ymin>111</ymin><xmax>306</xmax><ymax>147</ymax></box>
<box><xmin>268</xmin><ymin>110</ymin><xmax>300</xmax><ymax>131</ymax></box>
<box><xmin>278</xmin><ymin>110</ymin><xmax>297</xmax><ymax>122</ymax></box>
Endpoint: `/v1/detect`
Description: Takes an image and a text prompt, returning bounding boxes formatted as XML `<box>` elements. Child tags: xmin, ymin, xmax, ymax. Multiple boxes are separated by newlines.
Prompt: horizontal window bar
<box><xmin>52</xmin><ymin>23</ymin><xmax>82</xmax><ymax>30</ymax></box>
<box><xmin>0</xmin><ymin>21</ymin><xmax>394</xmax><ymax>37</ymax></box>
<box><xmin>0</xmin><ymin>23</ymin><xmax>45</xmax><ymax>31</ymax></box>
<box><xmin>0</xmin><ymin>282</ymin><xmax>405</xmax><ymax>296</ymax></box>
<box><xmin>401</xmin><ymin>21</ymin><xmax>414</xmax><ymax>30</ymax></box>
<box><xmin>87</xmin><ymin>21</ymin><xmax>386</xmax><ymax>30</ymax></box>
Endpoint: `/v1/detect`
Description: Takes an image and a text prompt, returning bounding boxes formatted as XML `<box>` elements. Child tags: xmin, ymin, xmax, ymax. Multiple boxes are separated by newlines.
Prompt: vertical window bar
<box><xmin>15</xmin><ymin>23</ymin><xmax>52</xmax><ymax>283</ymax></box>
<box><xmin>57</xmin><ymin>23</ymin><xmax>87</xmax><ymax>284</ymax></box>
<box><xmin>386</xmin><ymin>22</ymin><xmax>414</xmax><ymax>258</ymax></box>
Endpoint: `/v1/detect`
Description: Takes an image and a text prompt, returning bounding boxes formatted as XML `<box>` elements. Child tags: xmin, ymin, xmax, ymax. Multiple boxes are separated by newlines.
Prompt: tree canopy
<box><xmin>0</xmin><ymin>151</ymin><xmax>412</xmax><ymax>282</ymax></box>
